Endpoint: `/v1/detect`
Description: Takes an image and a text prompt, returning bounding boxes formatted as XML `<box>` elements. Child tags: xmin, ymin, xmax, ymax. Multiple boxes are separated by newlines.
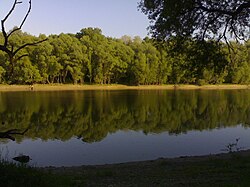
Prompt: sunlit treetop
<box><xmin>139</xmin><ymin>0</ymin><xmax>250</xmax><ymax>42</ymax></box>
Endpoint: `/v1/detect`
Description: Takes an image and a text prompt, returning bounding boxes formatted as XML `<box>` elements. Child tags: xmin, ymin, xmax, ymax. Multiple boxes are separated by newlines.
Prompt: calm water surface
<box><xmin>0</xmin><ymin>90</ymin><xmax>250</xmax><ymax>166</ymax></box>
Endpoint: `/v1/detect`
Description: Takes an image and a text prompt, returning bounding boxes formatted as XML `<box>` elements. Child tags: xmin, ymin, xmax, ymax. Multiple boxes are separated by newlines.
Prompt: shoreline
<box><xmin>43</xmin><ymin>149</ymin><xmax>250</xmax><ymax>171</ymax></box>
<box><xmin>2</xmin><ymin>149</ymin><xmax>250</xmax><ymax>186</ymax></box>
<box><xmin>40</xmin><ymin>149</ymin><xmax>250</xmax><ymax>186</ymax></box>
<box><xmin>0</xmin><ymin>84</ymin><xmax>249</xmax><ymax>92</ymax></box>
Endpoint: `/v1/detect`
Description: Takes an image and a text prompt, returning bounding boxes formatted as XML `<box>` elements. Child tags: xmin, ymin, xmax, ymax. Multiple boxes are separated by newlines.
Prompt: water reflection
<box><xmin>0</xmin><ymin>128</ymin><xmax>28</xmax><ymax>141</ymax></box>
<box><xmin>0</xmin><ymin>90</ymin><xmax>250</xmax><ymax>166</ymax></box>
<box><xmin>4</xmin><ymin>127</ymin><xmax>250</xmax><ymax>167</ymax></box>
<box><xmin>0</xmin><ymin>90</ymin><xmax>249</xmax><ymax>142</ymax></box>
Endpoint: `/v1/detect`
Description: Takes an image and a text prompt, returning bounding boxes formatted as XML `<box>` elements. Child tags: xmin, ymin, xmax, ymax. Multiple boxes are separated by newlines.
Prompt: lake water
<box><xmin>0</xmin><ymin>90</ymin><xmax>250</xmax><ymax>167</ymax></box>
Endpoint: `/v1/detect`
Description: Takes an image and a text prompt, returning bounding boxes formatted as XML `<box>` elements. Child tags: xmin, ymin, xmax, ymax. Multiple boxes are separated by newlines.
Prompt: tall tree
<box><xmin>227</xmin><ymin>41</ymin><xmax>250</xmax><ymax>84</ymax></box>
<box><xmin>139</xmin><ymin>0</ymin><xmax>250</xmax><ymax>42</ymax></box>
<box><xmin>50</xmin><ymin>34</ymin><xmax>86</xmax><ymax>84</ymax></box>
<box><xmin>77</xmin><ymin>28</ymin><xmax>118</xmax><ymax>84</ymax></box>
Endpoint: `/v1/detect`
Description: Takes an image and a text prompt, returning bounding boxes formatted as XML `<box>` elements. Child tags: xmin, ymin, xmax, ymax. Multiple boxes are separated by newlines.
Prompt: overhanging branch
<box><xmin>13</xmin><ymin>38</ymin><xmax>48</xmax><ymax>57</ymax></box>
<box><xmin>7</xmin><ymin>0</ymin><xmax>32</xmax><ymax>38</ymax></box>
<box><xmin>0</xmin><ymin>0</ymin><xmax>47</xmax><ymax>62</ymax></box>
<box><xmin>197</xmin><ymin>2</ymin><xmax>250</xmax><ymax>17</ymax></box>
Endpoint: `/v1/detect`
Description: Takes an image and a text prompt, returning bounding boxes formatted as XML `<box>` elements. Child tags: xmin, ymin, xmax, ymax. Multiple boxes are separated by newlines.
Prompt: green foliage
<box><xmin>227</xmin><ymin>42</ymin><xmax>250</xmax><ymax>84</ymax></box>
<box><xmin>0</xmin><ymin>28</ymin><xmax>249</xmax><ymax>85</ymax></box>
<box><xmin>13</xmin><ymin>57</ymin><xmax>42</xmax><ymax>84</ymax></box>
<box><xmin>0</xmin><ymin>66</ymin><xmax>6</xmax><ymax>83</ymax></box>
<box><xmin>139</xmin><ymin>0</ymin><xmax>250</xmax><ymax>42</ymax></box>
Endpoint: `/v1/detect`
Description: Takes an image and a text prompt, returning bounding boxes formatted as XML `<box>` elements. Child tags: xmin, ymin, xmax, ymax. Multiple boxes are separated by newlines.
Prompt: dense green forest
<box><xmin>0</xmin><ymin>28</ymin><xmax>249</xmax><ymax>85</ymax></box>
<box><xmin>0</xmin><ymin>90</ymin><xmax>249</xmax><ymax>143</ymax></box>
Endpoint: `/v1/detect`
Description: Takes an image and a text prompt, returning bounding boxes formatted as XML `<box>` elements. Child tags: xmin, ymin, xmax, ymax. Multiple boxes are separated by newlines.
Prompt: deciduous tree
<box><xmin>139</xmin><ymin>0</ymin><xmax>250</xmax><ymax>42</ymax></box>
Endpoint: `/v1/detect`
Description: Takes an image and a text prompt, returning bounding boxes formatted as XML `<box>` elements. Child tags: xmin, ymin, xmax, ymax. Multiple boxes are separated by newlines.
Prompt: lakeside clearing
<box><xmin>0</xmin><ymin>84</ymin><xmax>249</xmax><ymax>92</ymax></box>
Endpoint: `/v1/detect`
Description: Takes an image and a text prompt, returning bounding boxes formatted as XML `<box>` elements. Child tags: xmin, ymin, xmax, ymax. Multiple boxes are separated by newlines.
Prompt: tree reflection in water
<box><xmin>0</xmin><ymin>90</ymin><xmax>249</xmax><ymax>143</ymax></box>
<box><xmin>0</xmin><ymin>128</ymin><xmax>29</xmax><ymax>141</ymax></box>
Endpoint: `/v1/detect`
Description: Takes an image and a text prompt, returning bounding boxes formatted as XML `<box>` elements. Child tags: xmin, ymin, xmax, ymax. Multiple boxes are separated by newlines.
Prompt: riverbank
<box><xmin>42</xmin><ymin>150</ymin><xmax>250</xmax><ymax>186</ymax></box>
<box><xmin>1</xmin><ymin>150</ymin><xmax>250</xmax><ymax>186</ymax></box>
<box><xmin>0</xmin><ymin>84</ymin><xmax>249</xmax><ymax>92</ymax></box>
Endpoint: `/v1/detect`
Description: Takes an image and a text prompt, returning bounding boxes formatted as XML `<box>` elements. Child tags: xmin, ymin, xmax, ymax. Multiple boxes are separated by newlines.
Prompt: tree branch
<box><xmin>233</xmin><ymin>2</ymin><xmax>250</xmax><ymax>17</ymax></box>
<box><xmin>7</xmin><ymin>0</ymin><xmax>32</xmax><ymax>38</ymax></box>
<box><xmin>197</xmin><ymin>2</ymin><xmax>250</xmax><ymax>17</ymax></box>
<box><xmin>1</xmin><ymin>0</ymin><xmax>19</xmax><ymax>47</ymax></box>
<box><xmin>13</xmin><ymin>38</ymin><xmax>48</xmax><ymax>57</ymax></box>
<box><xmin>202</xmin><ymin>13</ymin><xmax>222</xmax><ymax>40</ymax></box>
<box><xmin>0</xmin><ymin>128</ymin><xmax>29</xmax><ymax>141</ymax></box>
<box><xmin>0</xmin><ymin>0</ymin><xmax>47</xmax><ymax>61</ymax></box>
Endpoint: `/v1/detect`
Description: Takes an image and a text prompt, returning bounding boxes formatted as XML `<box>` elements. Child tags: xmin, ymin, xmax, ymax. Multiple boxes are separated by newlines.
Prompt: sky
<box><xmin>1</xmin><ymin>0</ymin><xmax>150</xmax><ymax>38</ymax></box>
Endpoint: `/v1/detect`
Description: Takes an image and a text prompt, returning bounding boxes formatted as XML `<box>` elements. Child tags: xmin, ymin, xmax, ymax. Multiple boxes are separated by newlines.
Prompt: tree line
<box><xmin>0</xmin><ymin>27</ymin><xmax>249</xmax><ymax>85</ymax></box>
<box><xmin>0</xmin><ymin>90</ymin><xmax>250</xmax><ymax>143</ymax></box>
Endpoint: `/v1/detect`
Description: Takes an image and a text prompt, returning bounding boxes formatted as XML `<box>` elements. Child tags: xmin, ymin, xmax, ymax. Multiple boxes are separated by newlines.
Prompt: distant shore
<box><xmin>0</xmin><ymin>84</ymin><xmax>249</xmax><ymax>92</ymax></box>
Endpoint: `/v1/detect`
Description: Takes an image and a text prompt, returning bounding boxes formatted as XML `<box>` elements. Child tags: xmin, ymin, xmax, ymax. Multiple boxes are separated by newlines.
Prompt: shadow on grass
<box><xmin>0</xmin><ymin>161</ymin><xmax>82</xmax><ymax>187</ymax></box>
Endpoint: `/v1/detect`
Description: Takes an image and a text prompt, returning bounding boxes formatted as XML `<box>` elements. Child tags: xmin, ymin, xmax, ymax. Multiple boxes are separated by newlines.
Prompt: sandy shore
<box><xmin>0</xmin><ymin>84</ymin><xmax>249</xmax><ymax>91</ymax></box>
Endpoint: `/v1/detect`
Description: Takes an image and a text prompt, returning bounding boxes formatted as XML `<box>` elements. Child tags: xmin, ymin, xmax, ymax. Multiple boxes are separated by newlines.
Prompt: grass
<box><xmin>1</xmin><ymin>151</ymin><xmax>250</xmax><ymax>186</ymax></box>
<box><xmin>0</xmin><ymin>160</ymin><xmax>83</xmax><ymax>187</ymax></box>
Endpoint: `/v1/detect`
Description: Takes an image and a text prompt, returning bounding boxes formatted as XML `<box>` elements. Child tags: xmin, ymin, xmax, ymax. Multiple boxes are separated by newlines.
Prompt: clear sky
<box><xmin>1</xmin><ymin>0</ymin><xmax>150</xmax><ymax>38</ymax></box>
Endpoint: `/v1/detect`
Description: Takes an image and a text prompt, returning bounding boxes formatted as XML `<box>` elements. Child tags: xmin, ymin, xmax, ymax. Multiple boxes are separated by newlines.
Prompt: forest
<box><xmin>0</xmin><ymin>27</ymin><xmax>249</xmax><ymax>85</ymax></box>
